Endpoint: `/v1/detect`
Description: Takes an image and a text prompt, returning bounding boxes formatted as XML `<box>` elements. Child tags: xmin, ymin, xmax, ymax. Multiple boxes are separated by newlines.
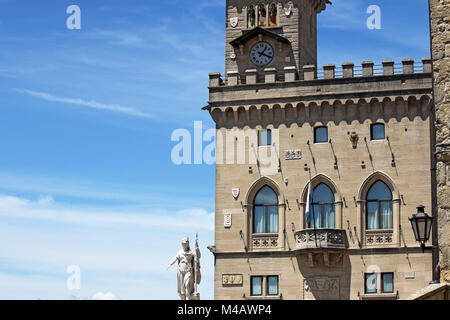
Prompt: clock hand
<box><xmin>259</xmin><ymin>52</ymin><xmax>272</xmax><ymax>59</ymax></box>
<box><xmin>258</xmin><ymin>47</ymin><xmax>267</xmax><ymax>57</ymax></box>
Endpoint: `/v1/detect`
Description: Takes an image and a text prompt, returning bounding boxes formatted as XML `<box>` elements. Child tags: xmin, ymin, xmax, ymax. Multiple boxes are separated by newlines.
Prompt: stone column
<box><xmin>430</xmin><ymin>0</ymin><xmax>450</xmax><ymax>284</ymax></box>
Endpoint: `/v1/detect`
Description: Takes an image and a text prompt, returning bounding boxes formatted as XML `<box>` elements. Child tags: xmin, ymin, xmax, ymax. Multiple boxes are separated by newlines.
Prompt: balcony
<box><xmin>294</xmin><ymin>229</ymin><xmax>348</xmax><ymax>267</ymax></box>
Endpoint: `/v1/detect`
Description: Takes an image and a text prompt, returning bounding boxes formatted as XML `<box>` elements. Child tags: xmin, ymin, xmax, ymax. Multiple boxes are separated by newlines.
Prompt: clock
<box><xmin>250</xmin><ymin>42</ymin><xmax>274</xmax><ymax>67</ymax></box>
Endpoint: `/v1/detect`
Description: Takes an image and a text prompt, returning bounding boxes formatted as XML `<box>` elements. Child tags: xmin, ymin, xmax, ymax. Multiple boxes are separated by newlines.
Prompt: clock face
<box><xmin>250</xmin><ymin>42</ymin><xmax>274</xmax><ymax>67</ymax></box>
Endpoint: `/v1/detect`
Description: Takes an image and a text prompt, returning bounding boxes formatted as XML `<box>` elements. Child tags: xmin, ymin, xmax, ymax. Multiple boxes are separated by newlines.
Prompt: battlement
<box><xmin>209</xmin><ymin>58</ymin><xmax>432</xmax><ymax>87</ymax></box>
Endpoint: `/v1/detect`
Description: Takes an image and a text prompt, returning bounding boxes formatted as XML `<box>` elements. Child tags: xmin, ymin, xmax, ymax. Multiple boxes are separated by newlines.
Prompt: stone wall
<box><xmin>430</xmin><ymin>0</ymin><xmax>450</xmax><ymax>283</ymax></box>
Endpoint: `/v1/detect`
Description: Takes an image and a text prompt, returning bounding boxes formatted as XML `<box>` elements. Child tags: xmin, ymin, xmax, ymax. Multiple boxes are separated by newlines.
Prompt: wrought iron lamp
<box><xmin>409</xmin><ymin>205</ymin><xmax>433</xmax><ymax>252</ymax></box>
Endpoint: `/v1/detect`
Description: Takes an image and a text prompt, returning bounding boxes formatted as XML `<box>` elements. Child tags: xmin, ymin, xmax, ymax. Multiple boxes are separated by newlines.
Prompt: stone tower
<box><xmin>225</xmin><ymin>0</ymin><xmax>328</xmax><ymax>82</ymax></box>
<box><xmin>205</xmin><ymin>1</ymin><xmax>436</xmax><ymax>300</ymax></box>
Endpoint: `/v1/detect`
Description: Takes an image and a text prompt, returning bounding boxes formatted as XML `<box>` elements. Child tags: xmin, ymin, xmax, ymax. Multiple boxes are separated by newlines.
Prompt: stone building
<box><xmin>204</xmin><ymin>0</ymin><xmax>438</xmax><ymax>300</ymax></box>
<box><xmin>430</xmin><ymin>0</ymin><xmax>450</xmax><ymax>286</ymax></box>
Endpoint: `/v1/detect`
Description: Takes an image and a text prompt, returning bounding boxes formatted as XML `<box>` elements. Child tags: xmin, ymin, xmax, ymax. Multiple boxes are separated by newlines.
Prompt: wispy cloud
<box><xmin>13</xmin><ymin>89</ymin><xmax>156</xmax><ymax>120</ymax></box>
<box><xmin>319</xmin><ymin>0</ymin><xmax>366</xmax><ymax>30</ymax></box>
<box><xmin>0</xmin><ymin>194</ymin><xmax>214</xmax><ymax>231</ymax></box>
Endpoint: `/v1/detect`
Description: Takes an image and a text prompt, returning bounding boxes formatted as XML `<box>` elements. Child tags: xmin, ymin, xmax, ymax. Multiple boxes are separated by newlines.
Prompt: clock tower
<box><xmin>205</xmin><ymin>0</ymin><xmax>435</xmax><ymax>301</ymax></box>
<box><xmin>225</xmin><ymin>0</ymin><xmax>328</xmax><ymax>82</ymax></box>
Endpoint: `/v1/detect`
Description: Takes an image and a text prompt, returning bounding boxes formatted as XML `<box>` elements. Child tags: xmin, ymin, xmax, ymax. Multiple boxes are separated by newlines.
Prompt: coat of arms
<box><xmin>230</xmin><ymin>17</ymin><xmax>239</xmax><ymax>28</ymax></box>
<box><xmin>284</xmin><ymin>5</ymin><xmax>292</xmax><ymax>16</ymax></box>
<box><xmin>232</xmin><ymin>188</ymin><xmax>240</xmax><ymax>199</ymax></box>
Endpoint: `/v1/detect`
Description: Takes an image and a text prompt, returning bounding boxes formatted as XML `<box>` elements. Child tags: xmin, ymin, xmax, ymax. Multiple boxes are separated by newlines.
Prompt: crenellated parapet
<box><xmin>205</xmin><ymin>58</ymin><xmax>433</xmax><ymax>127</ymax></box>
<box><xmin>211</xmin><ymin>58</ymin><xmax>433</xmax><ymax>87</ymax></box>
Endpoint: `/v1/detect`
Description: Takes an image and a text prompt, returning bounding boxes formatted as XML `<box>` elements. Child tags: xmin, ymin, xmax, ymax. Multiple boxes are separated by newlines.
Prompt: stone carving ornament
<box><xmin>284</xmin><ymin>4</ymin><xmax>292</xmax><ymax>16</ymax></box>
<box><xmin>232</xmin><ymin>187</ymin><xmax>240</xmax><ymax>199</ymax></box>
<box><xmin>230</xmin><ymin>17</ymin><xmax>239</xmax><ymax>28</ymax></box>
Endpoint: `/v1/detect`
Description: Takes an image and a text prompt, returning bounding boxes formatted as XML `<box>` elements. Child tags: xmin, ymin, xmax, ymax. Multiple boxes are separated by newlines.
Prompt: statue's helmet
<box><xmin>181</xmin><ymin>237</ymin><xmax>190</xmax><ymax>250</ymax></box>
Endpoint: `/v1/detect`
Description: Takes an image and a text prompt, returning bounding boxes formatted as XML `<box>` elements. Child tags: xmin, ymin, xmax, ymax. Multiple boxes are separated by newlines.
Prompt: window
<box><xmin>314</xmin><ymin>126</ymin><xmax>328</xmax><ymax>143</ymax></box>
<box><xmin>307</xmin><ymin>183</ymin><xmax>335</xmax><ymax>228</ymax></box>
<box><xmin>366</xmin><ymin>181</ymin><xmax>393</xmax><ymax>230</ymax></box>
<box><xmin>269</xmin><ymin>3</ymin><xmax>277</xmax><ymax>26</ymax></box>
<box><xmin>371</xmin><ymin>123</ymin><xmax>385</xmax><ymax>140</ymax></box>
<box><xmin>258</xmin><ymin>3</ymin><xmax>267</xmax><ymax>27</ymax></box>
<box><xmin>364</xmin><ymin>273</ymin><xmax>394</xmax><ymax>294</ymax></box>
<box><xmin>247</xmin><ymin>5</ymin><xmax>256</xmax><ymax>28</ymax></box>
<box><xmin>382</xmin><ymin>273</ymin><xmax>394</xmax><ymax>293</ymax></box>
<box><xmin>258</xmin><ymin>129</ymin><xmax>272</xmax><ymax>146</ymax></box>
<box><xmin>267</xmin><ymin>276</ymin><xmax>279</xmax><ymax>296</ymax></box>
<box><xmin>251</xmin><ymin>276</ymin><xmax>279</xmax><ymax>297</ymax></box>
<box><xmin>251</xmin><ymin>276</ymin><xmax>263</xmax><ymax>296</ymax></box>
<box><xmin>253</xmin><ymin>186</ymin><xmax>278</xmax><ymax>233</ymax></box>
<box><xmin>365</xmin><ymin>273</ymin><xmax>377</xmax><ymax>294</ymax></box>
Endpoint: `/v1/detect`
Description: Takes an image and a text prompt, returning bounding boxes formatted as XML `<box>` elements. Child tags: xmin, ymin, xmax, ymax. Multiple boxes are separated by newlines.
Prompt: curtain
<box><xmin>381</xmin><ymin>201</ymin><xmax>393</xmax><ymax>229</ymax></box>
<box><xmin>324</xmin><ymin>204</ymin><xmax>335</xmax><ymax>228</ymax></box>
<box><xmin>267</xmin><ymin>206</ymin><xmax>278</xmax><ymax>233</ymax></box>
<box><xmin>311</xmin><ymin>204</ymin><xmax>321</xmax><ymax>228</ymax></box>
<box><xmin>367</xmin><ymin>202</ymin><xmax>378</xmax><ymax>230</ymax></box>
<box><xmin>365</xmin><ymin>274</ymin><xmax>377</xmax><ymax>293</ymax></box>
<box><xmin>383</xmin><ymin>274</ymin><xmax>394</xmax><ymax>293</ymax></box>
<box><xmin>251</xmin><ymin>277</ymin><xmax>262</xmax><ymax>296</ymax></box>
<box><xmin>254</xmin><ymin>206</ymin><xmax>265</xmax><ymax>233</ymax></box>
<box><xmin>267</xmin><ymin>276</ymin><xmax>278</xmax><ymax>295</ymax></box>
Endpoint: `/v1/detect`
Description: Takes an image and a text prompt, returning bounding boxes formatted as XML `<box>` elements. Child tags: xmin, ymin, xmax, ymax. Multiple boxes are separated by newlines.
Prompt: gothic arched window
<box><xmin>248</xmin><ymin>4</ymin><xmax>256</xmax><ymax>28</ymax></box>
<box><xmin>307</xmin><ymin>183</ymin><xmax>335</xmax><ymax>228</ymax></box>
<box><xmin>258</xmin><ymin>3</ymin><xmax>267</xmax><ymax>27</ymax></box>
<box><xmin>366</xmin><ymin>181</ymin><xmax>393</xmax><ymax>230</ymax></box>
<box><xmin>253</xmin><ymin>186</ymin><xmax>278</xmax><ymax>233</ymax></box>
<box><xmin>269</xmin><ymin>3</ymin><xmax>277</xmax><ymax>26</ymax></box>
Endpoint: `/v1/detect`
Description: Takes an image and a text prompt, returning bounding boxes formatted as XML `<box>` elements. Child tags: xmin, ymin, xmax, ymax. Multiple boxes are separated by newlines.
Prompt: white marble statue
<box><xmin>167</xmin><ymin>233</ymin><xmax>201</xmax><ymax>300</ymax></box>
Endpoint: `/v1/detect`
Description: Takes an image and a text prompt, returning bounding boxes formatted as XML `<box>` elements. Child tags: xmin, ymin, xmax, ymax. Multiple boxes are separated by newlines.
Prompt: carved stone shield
<box><xmin>284</xmin><ymin>5</ymin><xmax>292</xmax><ymax>16</ymax></box>
<box><xmin>232</xmin><ymin>188</ymin><xmax>240</xmax><ymax>199</ymax></box>
<box><xmin>224</xmin><ymin>213</ymin><xmax>232</xmax><ymax>228</ymax></box>
<box><xmin>230</xmin><ymin>17</ymin><xmax>239</xmax><ymax>28</ymax></box>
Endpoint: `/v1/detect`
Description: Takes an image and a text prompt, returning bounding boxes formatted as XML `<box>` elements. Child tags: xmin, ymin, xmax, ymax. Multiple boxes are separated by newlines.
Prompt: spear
<box><xmin>194</xmin><ymin>232</ymin><xmax>201</xmax><ymax>296</ymax></box>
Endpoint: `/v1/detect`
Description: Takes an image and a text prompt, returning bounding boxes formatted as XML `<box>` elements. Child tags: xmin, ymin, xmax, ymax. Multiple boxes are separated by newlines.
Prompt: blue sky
<box><xmin>0</xmin><ymin>0</ymin><xmax>430</xmax><ymax>299</ymax></box>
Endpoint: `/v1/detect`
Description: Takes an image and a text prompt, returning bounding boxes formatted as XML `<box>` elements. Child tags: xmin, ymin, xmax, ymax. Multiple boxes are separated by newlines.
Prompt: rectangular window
<box><xmin>364</xmin><ymin>273</ymin><xmax>377</xmax><ymax>294</ymax></box>
<box><xmin>371</xmin><ymin>123</ymin><xmax>385</xmax><ymax>140</ymax></box>
<box><xmin>251</xmin><ymin>276</ymin><xmax>263</xmax><ymax>296</ymax></box>
<box><xmin>382</xmin><ymin>273</ymin><xmax>394</xmax><ymax>293</ymax></box>
<box><xmin>314</xmin><ymin>126</ymin><xmax>328</xmax><ymax>143</ymax></box>
<box><xmin>267</xmin><ymin>276</ymin><xmax>279</xmax><ymax>296</ymax></box>
<box><xmin>258</xmin><ymin>129</ymin><xmax>272</xmax><ymax>146</ymax></box>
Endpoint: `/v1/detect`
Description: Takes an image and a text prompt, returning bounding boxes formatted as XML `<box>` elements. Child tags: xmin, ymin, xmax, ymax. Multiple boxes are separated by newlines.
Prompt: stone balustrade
<box><xmin>294</xmin><ymin>229</ymin><xmax>347</xmax><ymax>251</ymax></box>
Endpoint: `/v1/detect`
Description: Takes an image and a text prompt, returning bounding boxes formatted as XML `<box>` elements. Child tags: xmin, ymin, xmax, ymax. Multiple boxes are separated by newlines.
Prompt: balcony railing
<box><xmin>294</xmin><ymin>229</ymin><xmax>347</xmax><ymax>251</ymax></box>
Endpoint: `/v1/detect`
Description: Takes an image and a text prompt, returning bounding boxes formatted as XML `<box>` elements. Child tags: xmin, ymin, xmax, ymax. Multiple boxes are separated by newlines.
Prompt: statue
<box><xmin>167</xmin><ymin>233</ymin><xmax>201</xmax><ymax>300</ymax></box>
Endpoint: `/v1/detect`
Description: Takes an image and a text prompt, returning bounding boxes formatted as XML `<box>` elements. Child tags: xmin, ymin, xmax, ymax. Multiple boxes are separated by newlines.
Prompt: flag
<box><xmin>305</xmin><ymin>182</ymin><xmax>311</xmax><ymax>227</ymax></box>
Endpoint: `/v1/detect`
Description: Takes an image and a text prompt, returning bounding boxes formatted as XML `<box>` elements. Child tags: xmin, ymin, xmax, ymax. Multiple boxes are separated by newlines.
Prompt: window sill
<box><xmin>243</xmin><ymin>26</ymin><xmax>283</xmax><ymax>32</ymax></box>
<box><xmin>246</xmin><ymin>295</ymin><xmax>282</xmax><ymax>300</ymax></box>
<box><xmin>365</xmin><ymin>229</ymin><xmax>393</xmax><ymax>233</ymax></box>
<box><xmin>360</xmin><ymin>293</ymin><xmax>398</xmax><ymax>300</ymax></box>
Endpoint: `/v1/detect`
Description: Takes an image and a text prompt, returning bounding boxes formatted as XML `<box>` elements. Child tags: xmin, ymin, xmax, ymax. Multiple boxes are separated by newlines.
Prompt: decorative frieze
<box><xmin>222</xmin><ymin>274</ymin><xmax>243</xmax><ymax>286</ymax></box>
<box><xmin>252</xmin><ymin>235</ymin><xmax>278</xmax><ymax>249</ymax></box>
<box><xmin>365</xmin><ymin>230</ymin><xmax>394</xmax><ymax>246</ymax></box>
<box><xmin>285</xmin><ymin>150</ymin><xmax>302</xmax><ymax>160</ymax></box>
<box><xmin>303</xmin><ymin>277</ymin><xmax>340</xmax><ymax>300</ymax></box>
